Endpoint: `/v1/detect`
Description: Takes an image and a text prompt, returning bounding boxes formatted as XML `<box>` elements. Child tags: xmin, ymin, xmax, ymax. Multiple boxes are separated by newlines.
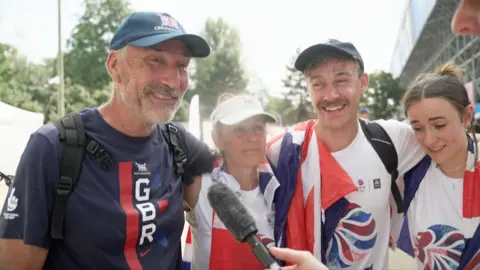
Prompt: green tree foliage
<box><xmin>172</xmin><ymin>99</ymin><xmax>190</xmax><ymax>122</ymax></box>
<box><xmin>1</xmin><ymin>8</ymin><xmax>402</xmax><ymax>128</ymax></box>
<box><xmin>0</xmin><ymin>43</ymin><xmax>15</xmax><ymax>88</ymax></box>
<box><xmin>1</xmin><ymin>11</ymin><xmax>251</xmax><ymax>125</ymax></box>
<box><xmin>64</xmin><ymin>0</ymin><xmax>131</xmax><ymax>90</ymax></box>
<box><xmin>0</xmin><ymin>43</ymin><xmax>109</xmax><ymax>123</ymax></box>
<box><xmin>277</xmin><ymin>49</ymin><xmax>316</xmax><ymax>125</ymax></box>
<box><xmin>264</xmin><ymin>95</ymin><xmax>295</xmax><ymax>126</ymax></box>
<box><xmin>190</xmin><ymin>18</ymin><xmax>248</xmax><ymax>118</ymax></box>
<box><xmin>360</xmin><ymin>71</ymin><xmax>404</xmax><ymax>120</ymax></box>
<box><xmin>0</xmin><ymin>43</ymin><xmax>49</xmax><ymax>113</ymax></box>
<box><xmin>0</xmin><ymin>0</ymin><xmax>128</xmax><ymax>123</ymax></box>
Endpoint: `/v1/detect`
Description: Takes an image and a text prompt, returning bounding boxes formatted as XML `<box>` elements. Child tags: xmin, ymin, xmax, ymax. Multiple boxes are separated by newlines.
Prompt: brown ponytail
<box><xmin>432</xmin><ymin>61</ymin><xmax>464</xmax><ymax>78</ymax></box>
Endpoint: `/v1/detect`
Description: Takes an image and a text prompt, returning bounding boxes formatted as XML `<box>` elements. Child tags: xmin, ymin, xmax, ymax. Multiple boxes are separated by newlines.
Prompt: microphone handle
<box><xmin>246</xmin><ymin>234</ymin><xmax>281</xmax><ymax>270</ymax></box>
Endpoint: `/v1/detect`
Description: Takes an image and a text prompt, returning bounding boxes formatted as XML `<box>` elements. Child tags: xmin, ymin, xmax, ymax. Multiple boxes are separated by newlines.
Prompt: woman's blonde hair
<box><xmin>432</xmin><ymin>61</ymin><xmax>464</xmax><ymax>78</ymax></box>
<box><xmin>211</xmin><ymin>92</ymin><xmax>240</xmax><ymax>158</ymax></box>
<box><xmin>216</xmin><ymin>92</ymin><xmax>237</xmax><ymax>106</ymax></box>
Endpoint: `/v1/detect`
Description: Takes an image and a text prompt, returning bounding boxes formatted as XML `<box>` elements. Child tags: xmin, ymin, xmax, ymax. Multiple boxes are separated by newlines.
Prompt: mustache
<box><xmin>317</xmin><ymin>98</ymin><xmax>349</xmax><ymax>109</ymax></box>
<box><xmin>145</xmin><ymin>84</ymin><xmax>182</xmax><ymax>98</ymax></box>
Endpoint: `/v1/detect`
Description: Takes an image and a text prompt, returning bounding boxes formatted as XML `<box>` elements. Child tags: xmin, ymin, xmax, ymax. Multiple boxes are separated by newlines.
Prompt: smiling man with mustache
<box><xmin>263</xmin><ymin>2</ymin><xmax>480</xmax><ymax>268</ymax></box>
<box><xmin>267</xmin><ymin>39</ymin><xmax>425</xmax><ymax>270</ymax></box>
<box><xmin>0</xmin><ymin>11</ymin><xmax>216</xmax><ymax>270</ymax></box>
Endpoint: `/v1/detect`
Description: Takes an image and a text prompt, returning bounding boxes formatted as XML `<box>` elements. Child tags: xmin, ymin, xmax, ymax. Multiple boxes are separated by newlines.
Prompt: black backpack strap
<box><xmin>359</xmin><ymin>119</ymin><xmax>404</xmax><ymax>214</ymax></box>
<box><xmin>85</xmin><ymin>138</ymin><xmax>114</xmax><ymax>170</ymax></box>
<box><xmin>51</xmin><ymin>113</ymin><xmax>86</xmax><ymax>239</ymax></box>
<box><xmin>161</xmin><ymin>123</ymin><xmax>188</xmax><ymax>180</ymax></box>
<box><xmin>0</xmin><ymin>171</ymin><xmax>13</xmax><ymax>187</ymax></box>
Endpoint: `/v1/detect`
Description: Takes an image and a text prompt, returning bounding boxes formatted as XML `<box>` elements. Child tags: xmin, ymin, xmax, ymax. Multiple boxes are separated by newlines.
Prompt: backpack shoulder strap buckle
<box><xmin>86</xmin><ymin>140</ymin><xmax>113</xmax><ymax>171</ymax></box>
<box><xmin>0</xmin><ymin>171</ymin><xmax>13</xmax><ymax>187</ymax></box>
<box><xmin>51</xmin><ymin>112</ymin><xmax>86</xmax><ymax>240</ymax></box>
<box><xmin>50</xmin><ymin>112</ymin><xmax>114</xmax><ymax>240</ymax></box>
<box><xmin>167</xmin><ymin>124</ymin><xmax>178</xmax><ymax>133</ymax></box>
<box><xmin>57</xmin><ymin>176</ymin><xmax>73</xmax><ymax>196</ymax></box>
<box><xmin>162</xmin><ymin>123</ymin><xmax>187</xmax><ymax>177</ymax></box>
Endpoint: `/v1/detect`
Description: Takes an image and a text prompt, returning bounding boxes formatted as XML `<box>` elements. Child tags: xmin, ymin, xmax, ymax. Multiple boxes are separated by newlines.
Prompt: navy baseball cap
<box><xmin>295</xmin><ymin>39</ymin><xmax>364</xmax><ymax>72</ymax></box>
<box><xmin>109</xmin><ymin>12</ymin><xmax>210</xmax><ymax>58</ymax></box>
<box><xmin>359</xmin><ymin>107</ymin><xmax>370</xmax><ymax>114</ymax></box>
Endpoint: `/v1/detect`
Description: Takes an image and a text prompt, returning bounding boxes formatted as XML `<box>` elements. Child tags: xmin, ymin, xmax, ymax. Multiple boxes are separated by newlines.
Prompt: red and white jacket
<box><xmin>182</xmin><ymin>159</ymin><xmax>279</xmax><ymax>270</ymax></box>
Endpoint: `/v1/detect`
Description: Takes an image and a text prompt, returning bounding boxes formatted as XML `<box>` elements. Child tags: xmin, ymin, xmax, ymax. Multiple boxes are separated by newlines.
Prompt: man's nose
<box><xmin>452</xmin><ymin>1</ymin><xmax>480</xmax><ymax>35</ymax></box>
<box><xmin>162</xmin><ymin>67</ymin><xmax>181</xmax><ymax>90</ymax></box>
<box><xmin>245</xmin><ymin>131</ymin><xmax>259</xmax><ymax>142</ymax></box>
<box><xmin>324</xmin><ymin>86</ymin><xmax>340</xmax><ymax>100</ymax></box>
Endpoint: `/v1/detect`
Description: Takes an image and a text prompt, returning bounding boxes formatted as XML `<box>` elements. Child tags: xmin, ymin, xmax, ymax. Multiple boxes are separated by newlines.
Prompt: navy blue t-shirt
<box><xmin>0</xmin><ymin>108</ymin><xmax>215</xmax><ymax>270</ymax></box>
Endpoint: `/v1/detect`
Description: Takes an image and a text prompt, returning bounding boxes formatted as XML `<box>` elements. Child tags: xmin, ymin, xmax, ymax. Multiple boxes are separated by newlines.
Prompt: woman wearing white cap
<box><xmin>182</xmin><ymin>93</ymin><xmax>280</xmax><ymax>270</ymax></box>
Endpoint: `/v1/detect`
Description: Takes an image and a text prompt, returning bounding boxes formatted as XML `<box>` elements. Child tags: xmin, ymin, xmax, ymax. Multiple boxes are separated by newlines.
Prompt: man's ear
<box><xmin>106</xmin><ymin>50</ymin><xmax>121</xmax><ymax>83</ymax></box>
<box><xmin>360</xmin><ymin>73</ymin><xmax>369</xmax><ymax>94</ymax></box>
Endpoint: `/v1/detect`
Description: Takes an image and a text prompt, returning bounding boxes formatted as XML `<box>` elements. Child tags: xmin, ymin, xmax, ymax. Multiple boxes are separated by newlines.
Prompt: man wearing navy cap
<box><xmin>267</xmin><ymin>39</ymin><xmax>424</xmax><ymax>270</ymax></box>
<box><xmin>270</xmin><ymin>1</ymin><xmax>480</xmax><ymax>266</ymax></box>
<box><xmin>359</xmin><ymin>107</ymin><xmax>370</xmax><ymax>120</ymax></box>
<box><xmin>0</xmin><ymin>12</ymin><xmax>216</xmax><ymax>270</ymax></box>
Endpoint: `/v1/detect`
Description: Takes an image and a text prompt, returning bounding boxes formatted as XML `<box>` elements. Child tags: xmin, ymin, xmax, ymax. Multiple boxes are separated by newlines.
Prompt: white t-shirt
<box><xmin>186</xmin><ymin>169</ymin><xmax>275</xmax><ymax>270</ymax></box>
<box><xmin>324</xmin><ymin>119</ymin><xmax>424</xmax><ymax>270</ymax></box>
<box><xmin>407</xmin><ymin>163</ymin><xmax>480</xmax><ymax>270</ymax></box>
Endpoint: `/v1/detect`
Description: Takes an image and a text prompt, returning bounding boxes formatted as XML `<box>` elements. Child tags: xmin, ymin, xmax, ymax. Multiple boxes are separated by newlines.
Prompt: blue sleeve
<box><xmin>171</xmin><ymin>123</ymin><xmax>216</xmax><ymax>178</ymax></box>
<box><xmin>0</xmin><ymin>130</ymin><xmax>59</xmax><ymax>249</ymax></box>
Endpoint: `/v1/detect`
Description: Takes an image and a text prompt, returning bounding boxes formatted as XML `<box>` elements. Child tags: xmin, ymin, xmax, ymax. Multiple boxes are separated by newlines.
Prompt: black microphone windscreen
<box><xmin>207</xmin><ymin>181</ymin><xmax>258</xmax><ymax>242</ymax></box>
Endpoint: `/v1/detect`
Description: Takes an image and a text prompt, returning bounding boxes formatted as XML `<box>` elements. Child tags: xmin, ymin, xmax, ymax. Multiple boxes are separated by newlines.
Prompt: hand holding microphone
<box><xmin>207</xmin><ymin>181</ymin><xmax>281</xmax><ymax>270</ymax></box>
<box><xmin>268</xmin><ymin>247</ymin><xmax>329</xmax><ymax>270</ymax></box>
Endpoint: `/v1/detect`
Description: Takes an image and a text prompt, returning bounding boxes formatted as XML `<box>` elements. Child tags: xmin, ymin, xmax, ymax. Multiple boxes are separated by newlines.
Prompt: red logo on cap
<box><xmin>158</xmin><ymin>14</ymin><xmax>179</xmax><ymax>29</ymax></box>
<box><xmin>243</xmin><ymin>97</ymin><xmax>254</xmax><ymax>104</ymax></box>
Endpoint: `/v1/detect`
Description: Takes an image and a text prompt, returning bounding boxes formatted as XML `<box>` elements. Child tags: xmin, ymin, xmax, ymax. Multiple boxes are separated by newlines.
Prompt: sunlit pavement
<box><xmin>388</xmin><ymin>249</ymin><xmax>417</xmax><ymax>270</ymax></box>
<box><xmin>0</xmin><ymin>185</ymin><xmax>417</xmax><ymax>269</ymax></box>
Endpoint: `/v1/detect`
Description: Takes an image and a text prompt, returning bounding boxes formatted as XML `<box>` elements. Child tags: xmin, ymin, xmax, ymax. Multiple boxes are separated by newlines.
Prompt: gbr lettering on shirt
<box><xmin>136</xmin><ymin>177</ymin><xmax>156</xmax><ymax>245</ymax></box>
<box><xmin>132</xmin><ymin>162</ymin><xmax>169</xmax><ymax>246</ymax></box>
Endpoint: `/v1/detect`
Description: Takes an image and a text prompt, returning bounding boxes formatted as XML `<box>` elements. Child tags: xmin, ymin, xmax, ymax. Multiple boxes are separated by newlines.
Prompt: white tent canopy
<box><xmin>0</xmin><ymin>101</ymin><xmax>44</xmax><ymax>176</ymax></box>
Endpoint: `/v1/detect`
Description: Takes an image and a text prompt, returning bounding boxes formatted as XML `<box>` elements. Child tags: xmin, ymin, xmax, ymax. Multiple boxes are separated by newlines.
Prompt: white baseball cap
<box><xmin>210</xmin><ymin>95</ymin><xmax>277</xmax><ymax>127</ymax></box>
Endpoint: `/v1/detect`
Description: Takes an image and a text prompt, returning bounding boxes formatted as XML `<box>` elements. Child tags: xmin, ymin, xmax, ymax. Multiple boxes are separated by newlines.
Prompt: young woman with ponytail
<box><xmin>397</xmin><ymin>62</ymin><xmax>480</xmax><ymax>269</ymax></box>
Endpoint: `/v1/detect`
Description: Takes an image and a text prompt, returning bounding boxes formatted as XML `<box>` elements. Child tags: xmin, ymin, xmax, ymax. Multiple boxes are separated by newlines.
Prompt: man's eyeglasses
<box><xmin>0</xmin><ymin>171</ymin><xmax>13</xmax><ymax>187</ymax></box>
